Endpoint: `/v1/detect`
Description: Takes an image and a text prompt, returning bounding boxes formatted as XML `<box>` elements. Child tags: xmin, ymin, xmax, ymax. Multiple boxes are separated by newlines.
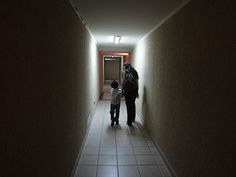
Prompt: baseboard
<box><xmin>136</xmin><ymin>112</ymin><xmax>144</xmax><ymax>125</ymax></box>
<box><xmin>136</xmin><ymin>113</ymin><xmax>178</xmax><ymax>177</ymax></box>
<box><xmin>153</xmin><ymin>139</ymin><xmax>178</xmax><ymax>177</ymax></box>
<box><xmin>70</xmin><ymin>101</ymin><xmax>98</xmax><ymax>177</ymax></box>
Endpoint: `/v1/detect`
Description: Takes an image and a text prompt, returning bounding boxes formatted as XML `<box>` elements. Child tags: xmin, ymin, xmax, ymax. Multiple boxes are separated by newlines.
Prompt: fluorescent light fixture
<box><xmin>114</xmin><ymin>36</ymin><xmax>121</xmax><ymax>44</ymax></box>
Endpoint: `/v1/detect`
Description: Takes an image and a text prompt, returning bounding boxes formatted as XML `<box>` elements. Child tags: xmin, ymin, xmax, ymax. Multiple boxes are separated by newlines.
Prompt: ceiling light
<box><xmin>114</xmin><ymin>36</ymin><xmax>121</xmax><ymax>44</ymax></box>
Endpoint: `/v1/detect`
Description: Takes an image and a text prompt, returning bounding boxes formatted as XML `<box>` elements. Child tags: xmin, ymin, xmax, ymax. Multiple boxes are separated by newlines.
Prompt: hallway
<box><xmin>75</xmin><ymin>101</ymin><xmax>171</xmax><ymax>177</ymax></box>
<box><xmin>2</xmin><ymin>0</ymin><xmax>235</xmax><ymax>177</ymax></box>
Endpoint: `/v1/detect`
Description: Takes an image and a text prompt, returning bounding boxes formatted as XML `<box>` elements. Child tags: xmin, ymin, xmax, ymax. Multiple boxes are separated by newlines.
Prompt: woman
<box><xmin>122</xmin><ymin>63</ymin><xmax>139</xmax><ymax>126</ymax></box>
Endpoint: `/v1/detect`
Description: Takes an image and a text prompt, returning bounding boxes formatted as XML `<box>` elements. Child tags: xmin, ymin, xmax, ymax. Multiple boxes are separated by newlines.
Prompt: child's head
<box><xmin>111</xmin><ymin>80</ymin><xmax>119</xmax><ymax>88</ymax></box>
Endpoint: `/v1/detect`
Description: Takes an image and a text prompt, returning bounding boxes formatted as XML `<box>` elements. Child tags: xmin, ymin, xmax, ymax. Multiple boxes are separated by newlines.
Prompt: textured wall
<box><xmin>131</xmin><ymin>0</ymin><xmax>235</xmax><ymax>177</ymax></box>
<box><xmin>1</xmin><ymin>0</ymin><xmax>99</xmax><ymax>177</ymax></box>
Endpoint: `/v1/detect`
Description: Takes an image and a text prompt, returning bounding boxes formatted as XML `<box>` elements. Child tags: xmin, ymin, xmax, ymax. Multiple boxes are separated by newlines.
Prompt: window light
<box><xmin>114</xmin><ymin>36</ymin><xmax>121</xmax><ymax>44</ymax></box>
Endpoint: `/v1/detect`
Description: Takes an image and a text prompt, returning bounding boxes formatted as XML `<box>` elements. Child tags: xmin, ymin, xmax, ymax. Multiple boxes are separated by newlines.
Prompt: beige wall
<box><xmin>131</xmin><ymin>0</ymin><xmax>235</xmax><ymax>177</ymax></box>
<box><xmin>1</xmin><ymin>0</ymin><xmax>99</xmax><ymax>177</ymax></box>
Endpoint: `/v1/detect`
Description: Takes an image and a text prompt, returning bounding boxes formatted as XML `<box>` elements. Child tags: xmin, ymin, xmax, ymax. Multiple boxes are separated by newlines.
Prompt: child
<box><xmin>110</xmin><ymin>80</ymin><xmax>123</xmax><ymax>126</ymax></box>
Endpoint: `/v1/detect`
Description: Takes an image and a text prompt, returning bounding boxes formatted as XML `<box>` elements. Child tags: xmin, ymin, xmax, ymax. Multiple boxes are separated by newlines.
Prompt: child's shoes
<box><xmin>111</xmin><ymin>121</ymin><xmax>114</xmax><ymax>126</ymax></box>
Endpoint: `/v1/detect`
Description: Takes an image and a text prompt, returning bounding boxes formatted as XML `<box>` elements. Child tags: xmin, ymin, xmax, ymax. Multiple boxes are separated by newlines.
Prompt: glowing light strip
<box><xmin>114</xmin><ymin>36</ymin><xmax>121</xmax><ymax>44</ymax></box>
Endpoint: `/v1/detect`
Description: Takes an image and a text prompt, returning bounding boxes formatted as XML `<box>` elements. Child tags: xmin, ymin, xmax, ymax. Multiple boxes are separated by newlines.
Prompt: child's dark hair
<box><xmin>111</xmin><ymin>80</ymin><xmax>119</xmax><ymax>88</ymax></box>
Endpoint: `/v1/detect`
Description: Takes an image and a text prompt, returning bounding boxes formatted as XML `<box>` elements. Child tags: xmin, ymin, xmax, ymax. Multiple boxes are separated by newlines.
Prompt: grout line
<box><xmin>95</xmin><ymin>101</ymin><xmax>106</xmax><ymax>177</ymax></box>
<box><xmin>89</xmin><ymin>101</ymin><xmax>168</xmax><ymax>177</ymax></box>
<box><xmin>115</xmin><ymin>121</ymin><xmax>119</xmax><ymax>176</ymax></box>
<box><xmin>136</xmin><ymin>117</ymin><xmax>169</xmax><ymax>177</ymax></box>
<box><xmin>128</xmin><ymin>124</ymin><xmax>141</xmax><ymax>177</ymax></box>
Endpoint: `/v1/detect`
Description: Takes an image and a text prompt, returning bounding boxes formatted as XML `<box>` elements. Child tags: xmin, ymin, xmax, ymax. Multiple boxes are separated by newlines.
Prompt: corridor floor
<box><xmin>75</xmin><ymin>101</ymin><xmax>171</xmax><ymax>177</ymax></box>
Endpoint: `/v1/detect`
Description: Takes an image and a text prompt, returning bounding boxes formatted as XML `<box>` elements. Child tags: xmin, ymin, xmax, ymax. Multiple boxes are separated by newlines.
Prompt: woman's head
<box><xmin>123</xmin><ymin>63</ymin><xmax>131</xmax><ymax>72</ymax></box>
<box><xmin>123</xmin><ymin>62</ymin><xmax>131</xmax><ymax>69</ymax></box>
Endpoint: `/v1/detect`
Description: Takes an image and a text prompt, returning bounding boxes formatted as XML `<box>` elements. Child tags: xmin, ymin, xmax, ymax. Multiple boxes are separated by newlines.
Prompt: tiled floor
<box><xmin>74</xmin><ymin>101</ymin><xmax>171</xmax><ymax>177</ymax></box>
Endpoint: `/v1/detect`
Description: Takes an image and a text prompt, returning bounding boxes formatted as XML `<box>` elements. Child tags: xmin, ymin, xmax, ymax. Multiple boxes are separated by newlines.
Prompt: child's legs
<box><xmin>114</xmin><ymin>104</ymin><xmax>120</xmax><ymax>121</ymax></box>
<box><xmin>110</xmin><ymin>104</ymin><xmax>116</xmax><ymax>121</ymax></box>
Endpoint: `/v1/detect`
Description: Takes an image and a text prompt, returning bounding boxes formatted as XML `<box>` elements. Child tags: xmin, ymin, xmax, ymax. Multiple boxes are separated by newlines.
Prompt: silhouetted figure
<box><xmin>122</xmin><ymin>63</ymin><xmax>139</xmax><ymax>126</ymax></box>
<box><xmin>110</xmin><ymin>80</ymin><xmax>122</xmax><ymax>126</ymax></box>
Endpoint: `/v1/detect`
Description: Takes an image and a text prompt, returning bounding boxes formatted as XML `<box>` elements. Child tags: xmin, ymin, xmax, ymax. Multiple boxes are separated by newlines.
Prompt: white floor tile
<box><xmin>132</xmin><ymin>140</ymin><xmax>148</xmax><ymax>147</ymax></box>
<box><xmin>75</xmin><ymin>166</ymin><xmax>97</xmax><ymax>177</ymax></box>
<box><xmin>118</xmin><ymin>155</ymin><xmax>137</xmax><ymax>165</ymax></box>
<box><xmin>97</xmin><ymin>165</ymin><xmax>118</xmax><ymax>177</ymax></box>
<box><xmin>82</xmin><ymin>147</ymin><xmax>100</xmax><ymax>155</ymax></box>
<box><xmin>138</xmin><ymin>165</ymin><xmax>163</xmax><ymax>177</ymax></box>
<box><xmin>119</xmin><ymin>166</ymin><xmax>141</xmax><ymax>177</ymax></box>
<box><xmin>100</xmin><ymin>147</ymin><xmax>116</xmax><ymax>155</ymax></box>
<box><xmin>117</xmin><ymin>147</ymin><xmax>134</xmax><ymax>155</ymax></box>
<box><xmin>75</xmin><ymin>101</ymin><xmax>170</xmax><ymax>177</ymax></box>
<box><xmin>98</xmin><ymin>155</ymin><xmax>117</xmax><ymax>165</ymax></box>
<box><xmin>84</xmin><ymin>139</ymin><xmax>100</xmax><ymax>147</ymax></box>
<box><xmin>136</xmin><ymin>155</ymin><xmax>156</xmax><ymax>165</ymax></box>
<box><xmin>79</xmin><ymin>155</ymin><xmax>98</xmax><ymax>165</ymax></box>
<box><xmin>134</xmin><ymin>147</ymin><xmax>152</xmax><ymax>155</ymax></box>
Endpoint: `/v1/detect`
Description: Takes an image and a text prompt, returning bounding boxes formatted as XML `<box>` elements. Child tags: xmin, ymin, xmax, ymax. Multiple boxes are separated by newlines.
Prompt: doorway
<box><xmin>99</xmin><ymin>52</ymin><xmax>129</xmax><ymax>100</ymax></box>
<box><xmin>103</xmin><ymin>56</ymin><xmax>123</xmax><ymax>92</ymax></box>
